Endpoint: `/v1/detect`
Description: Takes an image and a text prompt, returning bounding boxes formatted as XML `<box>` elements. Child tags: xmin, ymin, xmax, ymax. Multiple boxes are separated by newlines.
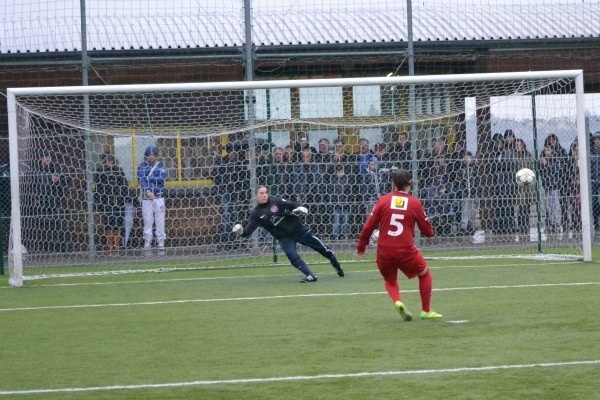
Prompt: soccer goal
<box><xmin>6</xmin><ymin>70</ymin><xmax>592</xmax><ymax>286</ymax></box>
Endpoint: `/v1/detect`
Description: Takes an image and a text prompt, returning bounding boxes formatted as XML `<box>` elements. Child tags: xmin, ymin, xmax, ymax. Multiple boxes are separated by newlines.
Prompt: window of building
<box><xmin>251</xmin><ymin>88</ymin><xmax>292</xmax><ymax>120</ymax></box>
<box><xmin>414</xmin><ymin>84</ymin><xmax>452</xmax><ymax>116</ymax></box>
<box><xmin>299</xmin><ymin>87</ymin><xmax>343</xmax><ymax>118</ymax></box>
<box><xmin>353</xmin><ymin>85</ymin><xmax>381</xmax><ymax>117</ymax></box>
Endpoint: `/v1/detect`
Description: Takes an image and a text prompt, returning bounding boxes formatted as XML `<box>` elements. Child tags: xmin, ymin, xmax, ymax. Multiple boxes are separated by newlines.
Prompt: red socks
<box><xmin>419</xmin><ymin>269</ymin><xmax>433</xmax><ymax>312</ymax></box>
<box><xmin>384</xmin><ymin>269</ymin><xmax>433</xmax><ymax>310</ymax></box>
<box><xmin>384</xmin><ymin>278</ymin><xmax>401</xmax><ymax>303</ymax></box>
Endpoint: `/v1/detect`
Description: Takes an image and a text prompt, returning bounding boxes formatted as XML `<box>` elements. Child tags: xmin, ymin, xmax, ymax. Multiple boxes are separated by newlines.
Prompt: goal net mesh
<box><xmin>8</xmin><ymin>73</ymin><xmax>587</xmax><ymax>283</ymax></box>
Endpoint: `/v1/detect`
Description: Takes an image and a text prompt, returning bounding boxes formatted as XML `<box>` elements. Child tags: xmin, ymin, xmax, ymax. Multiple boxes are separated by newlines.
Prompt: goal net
<box><xmin>7</xmin><ymin>71</ymin><xmax>591</xmax><ymax>286</ymax></box>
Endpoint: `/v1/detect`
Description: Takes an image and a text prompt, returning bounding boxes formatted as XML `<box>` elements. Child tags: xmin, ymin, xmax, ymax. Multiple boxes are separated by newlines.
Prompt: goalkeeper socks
<box><xmin>330</xmin><ymin>256</ymin><xmax>341</xmax><ymax>270</ymax></box>
<box><xmin>294</xmin><ymin>261</ymin><xmax>315</xmax><ymax>278</ymax></box>
<box><xmin>418</xmin><ymin>269</ymin><xmax>433</xmax><ymax>313</ymax></box>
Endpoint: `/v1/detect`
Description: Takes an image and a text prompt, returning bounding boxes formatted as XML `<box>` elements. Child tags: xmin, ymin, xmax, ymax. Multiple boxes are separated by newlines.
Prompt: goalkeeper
<box><xmin>233</xmin><ymin>185</ymin><xmax>344</xmax><ymax>282</ymax></box>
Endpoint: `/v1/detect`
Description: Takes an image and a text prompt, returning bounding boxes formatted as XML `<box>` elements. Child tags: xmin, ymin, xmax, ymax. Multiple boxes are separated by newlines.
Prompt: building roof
<box><xmin>1</xmin><ymin>2</ymin><xmax>599</xmax><ymax>54</ymax></box>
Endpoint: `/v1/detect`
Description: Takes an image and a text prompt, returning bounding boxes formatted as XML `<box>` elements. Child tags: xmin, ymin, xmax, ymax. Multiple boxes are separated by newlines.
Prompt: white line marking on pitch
<box><xmin>0</xmin><ymin>281</ymin><xmax>598</xmax><ymax>312</ymax></box>
<box><xmin>0</xmin><ymin>260</ymin><xmax>581</xmax><ymax>289</ymax></box>
<box><xmin>0</xmin><ymin>360</ymin><xmax>598</xmax><ymax>396</ymax></box>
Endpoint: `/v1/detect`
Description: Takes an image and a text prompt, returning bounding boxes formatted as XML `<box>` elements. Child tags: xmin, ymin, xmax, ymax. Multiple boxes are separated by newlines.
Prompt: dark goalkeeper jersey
<box><xmin>241</xmin><ymin>196</ymin><xmax>309</xmax><ymax>240</ymax></box>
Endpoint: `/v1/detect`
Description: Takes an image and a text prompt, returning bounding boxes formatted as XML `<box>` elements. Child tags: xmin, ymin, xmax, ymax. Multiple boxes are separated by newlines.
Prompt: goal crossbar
<box><xmin>7</xmin><ymin>70</ymin><xmax>585</xmax><ymax>97</ymax></box>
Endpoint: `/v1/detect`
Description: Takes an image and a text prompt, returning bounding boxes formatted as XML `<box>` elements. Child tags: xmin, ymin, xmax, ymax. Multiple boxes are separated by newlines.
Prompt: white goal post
<box><xmin>7</xmin><ymin>70</ymin><xmax>592</xmax><ymax>287</ymax></box>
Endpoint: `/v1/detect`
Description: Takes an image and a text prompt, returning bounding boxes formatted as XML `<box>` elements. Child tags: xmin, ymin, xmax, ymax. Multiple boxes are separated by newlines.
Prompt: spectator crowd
<box><xmin>210</xmin><ymin>129</ymin><xmax>584</xmax><ymax>247</ymax></box>
<box><xmin>26</xmin><ymin>128</ymin><xmax>591</xmax><ymax>254</ymax></box>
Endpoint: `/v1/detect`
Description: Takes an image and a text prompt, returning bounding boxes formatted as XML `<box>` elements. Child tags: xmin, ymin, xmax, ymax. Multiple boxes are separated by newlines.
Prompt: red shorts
<box><xmin>376</xmin><ymin>251</ymin><xmax>427</xmax><ymax>280</ymax></box>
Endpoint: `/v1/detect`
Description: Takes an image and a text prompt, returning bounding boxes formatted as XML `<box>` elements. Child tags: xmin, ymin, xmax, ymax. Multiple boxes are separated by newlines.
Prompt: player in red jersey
<box><xmin>356</xmin><ymin>169</ymin><xmax>442</xmax><ymax>320</ymax></box>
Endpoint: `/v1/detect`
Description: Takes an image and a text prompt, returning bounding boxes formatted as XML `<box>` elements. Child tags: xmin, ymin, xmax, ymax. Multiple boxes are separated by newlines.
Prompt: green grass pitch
<box><xmin>1</xmin><ymin>252</ymin><xmax>599</xmax><ymax>399</ymax></box>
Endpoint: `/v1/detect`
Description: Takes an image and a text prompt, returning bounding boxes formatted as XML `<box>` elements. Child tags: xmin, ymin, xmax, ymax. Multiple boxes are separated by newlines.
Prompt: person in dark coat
<box><xmin>94</xmin><ymin>153</ymin><xmax>129</xmax><ymax>253</ymax></box>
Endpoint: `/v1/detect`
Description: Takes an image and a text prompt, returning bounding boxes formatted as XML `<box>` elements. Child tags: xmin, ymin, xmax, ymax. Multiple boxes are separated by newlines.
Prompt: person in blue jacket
<box><xmin>137</xmin><ymin>146</ymin><xmax>167</xmax><ymax>253</ymax></box>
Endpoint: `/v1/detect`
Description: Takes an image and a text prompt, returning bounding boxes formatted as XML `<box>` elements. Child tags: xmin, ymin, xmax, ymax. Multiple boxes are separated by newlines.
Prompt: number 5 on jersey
<box><xmin>387</xmin><ymin>214</ymin><xmax>405</xmax><ymax>236</ymax></box>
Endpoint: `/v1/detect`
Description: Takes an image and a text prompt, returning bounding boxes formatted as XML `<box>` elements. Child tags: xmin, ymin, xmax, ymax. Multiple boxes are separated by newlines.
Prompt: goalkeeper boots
<box><xmin>420</xmin><ymin>310</ymin><xmax>443</xmax><ymax>319</ymax></box>
<box><xmin>300</xmin><ymin>274</ymin><xmax>318</xmax><ymax>283</ymax></box>
<box><xmin>394</xmin><ymin>301</ymin><xmax>413</xmax><ymax>321</ymax></box>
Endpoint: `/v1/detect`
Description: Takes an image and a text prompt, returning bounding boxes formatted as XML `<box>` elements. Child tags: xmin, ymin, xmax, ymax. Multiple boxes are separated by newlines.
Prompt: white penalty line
<box><xmin>1</xmin><ymin>360</ymin><xmax>599</xmax><ymax>396</ymax></box>
<box><xmin>1</xmin><ymin>281</ymin><xmax>599</xmax><ymax>312</ymax></box>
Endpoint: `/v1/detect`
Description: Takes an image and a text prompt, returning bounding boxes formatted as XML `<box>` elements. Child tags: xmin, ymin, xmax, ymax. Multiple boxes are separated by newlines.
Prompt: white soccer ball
<box><xmin>516</xmin><ymin>168</ymin><xmax>535</xmax><ymax>187</ymax></box>
<box><xmin>370</xmin><ymin>229</ymin><xmax>380</xmax><ymax>243</ymax></box>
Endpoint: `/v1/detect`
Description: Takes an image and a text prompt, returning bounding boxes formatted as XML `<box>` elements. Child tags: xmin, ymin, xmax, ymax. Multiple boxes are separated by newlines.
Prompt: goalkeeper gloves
<box><xmin>292</xmin><ymin>206</ymin><xmax>308</xmax><ymax>215</ymax></box>
<box><xmin>232</xmin><ymin>224</ymin><xmax>243</xmax><ymax>235</ymax></box>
